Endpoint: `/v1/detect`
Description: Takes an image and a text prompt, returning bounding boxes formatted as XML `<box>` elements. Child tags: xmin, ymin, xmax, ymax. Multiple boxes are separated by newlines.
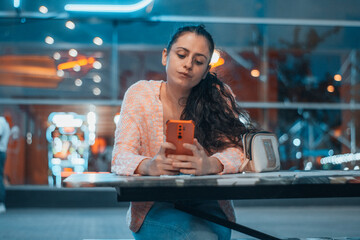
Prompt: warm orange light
<box><xmin>88</xmin><ymin>57</ymin><xmax>95</xmax><ymax>64</ymax></box>
<box><xmin>61</xmin><ymin>171</ymin><xmax>110</xmax><ymax>178</ymax></box>
<box><xmin>63</xmin><ymin>127</ymin><xmax>75</xmax><ymax>133</ymax></box>
<box><xmin>334</xmin><ymin>74</ymin><xmax>342</xmax><ymax>81</ymax></box>
<box><xmin>333</xmin><ymin>128</ymin><xmax>342</xmax><ymax>137</ymax></box>
<box><xmin>210</xmin><ymin>57</ymin><xmax>224</xmax><ymax>69</ymax></box>
<box><xmin>327</xmin><ymin>85</ymin><xmax>335</xmax><ymax>93</ymax></box>
<box><xmin>316</xmin><ymin>156</ymin><xmax>322</xmax><ymax>166</ymax></box>
<box><xmin>61</xmin><ymin>171</ymin><xmax>74</xmax><ymax>178</ymax></box>
<box><xmin>251</xmin><ymin>69</ymin><xmax>260</xmax><ymax>78</ymax></box>
<box><xmin>57</xmin><ymin>57</ymin><xmax>95</xmax><ymax>70</ymax></box>
<box><xmin>91</xmin><ymin>137</ymin><xmax>107</xmax><ymax>154</ymax></box>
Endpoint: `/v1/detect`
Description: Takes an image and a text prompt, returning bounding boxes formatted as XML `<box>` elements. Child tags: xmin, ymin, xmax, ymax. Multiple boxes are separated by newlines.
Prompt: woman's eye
<box><xmin>195</xmin><ymin>60</ymin><xmax>204</xmax><ymax>65</ymax></box>
<box><xmin>177</xmin><ymin>54</ymin><xmax>185</xmax><ymax>59</ymax></box>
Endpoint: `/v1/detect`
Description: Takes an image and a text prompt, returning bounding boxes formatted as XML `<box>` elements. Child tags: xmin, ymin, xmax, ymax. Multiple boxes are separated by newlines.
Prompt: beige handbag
<box><xmin>239</xmin><ymin>131</ymin><xmax>280</xmax><ymax>173</ymax></box>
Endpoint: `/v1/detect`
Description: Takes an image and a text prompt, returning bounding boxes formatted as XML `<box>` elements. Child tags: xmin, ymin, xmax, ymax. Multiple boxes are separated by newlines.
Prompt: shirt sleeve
<box><xmin>211</xmin><ymin>147</ymin><xmax>245</xmax><ymax>174</ymax></box>
<box><xmin>111</xmin><ymin>84</ymin><xmax>150</xmax><ymax>176</ymax></box>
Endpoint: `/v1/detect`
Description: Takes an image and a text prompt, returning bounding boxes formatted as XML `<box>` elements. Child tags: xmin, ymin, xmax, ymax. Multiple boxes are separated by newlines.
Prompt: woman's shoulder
<box><xmin>125</xmin><ymin>80</ymin><xmax>163</xmax><ymax>97</ymax></box>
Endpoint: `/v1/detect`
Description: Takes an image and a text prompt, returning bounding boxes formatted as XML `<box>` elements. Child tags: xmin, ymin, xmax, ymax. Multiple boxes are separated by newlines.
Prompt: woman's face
<box><xmin>162</xmin><ymin>32</ymin><xmax>211</xmax><ymax>90</ymax></box>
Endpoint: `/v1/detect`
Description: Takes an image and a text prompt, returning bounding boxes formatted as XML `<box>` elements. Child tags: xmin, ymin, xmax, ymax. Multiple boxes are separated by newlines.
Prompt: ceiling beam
<box><xmin>149</xmin><ymin>15</ymin><xmax>360</xmax><ymax>27</ymax></box>
<box><xmin>1</xmin><ymin>11</ymin><xmax>360</xmax><ymax>27</ymax></box>
<box><xmin>1</xmin><ymin>98</ymin><xmax>360</xmax><ymax>110</ymax></box>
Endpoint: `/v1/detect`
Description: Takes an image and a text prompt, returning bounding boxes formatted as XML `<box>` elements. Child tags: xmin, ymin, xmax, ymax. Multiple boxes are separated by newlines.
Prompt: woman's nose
<box><xmin>184</xmin><ymin>58</ymin><xmax>193</xmax><ymax>70</ymax></box>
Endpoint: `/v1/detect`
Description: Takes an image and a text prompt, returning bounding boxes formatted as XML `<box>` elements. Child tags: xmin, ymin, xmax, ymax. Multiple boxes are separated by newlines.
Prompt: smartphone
<box><xmin>165</xmin><ymin>120</ymin><xmax>195</xmax><ymax>156</ymax></box>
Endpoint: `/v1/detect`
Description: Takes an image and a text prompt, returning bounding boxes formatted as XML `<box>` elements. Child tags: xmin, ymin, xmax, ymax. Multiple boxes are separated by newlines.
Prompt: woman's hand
<box><xmin>135</xmin><ymin>142</ymin><xmax>180</xmax><ymax>176</ymax></box>
<box><xmin>169</xmin><ymin>139</ymin><xmax>224</xmax><ymax>175</ymax></box>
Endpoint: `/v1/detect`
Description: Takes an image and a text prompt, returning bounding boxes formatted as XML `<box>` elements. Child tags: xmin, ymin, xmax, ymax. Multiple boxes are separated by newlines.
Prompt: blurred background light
<box><xmin>93</xmin><ymin>37</ymin><xmax>103</xmax><ymax>46</ymax></box>
<box><xmin>320</xmin><ymin>153</ymin><xmax>360</xmax><ymax>165</ymax></box>
<box><xmin>52</xmin><ymin>113</ymin><xmax>83</xmax><ymax>128</ymax></box>
<box><xmin>334</xmin><ymin>74</ymin><xmax>342</xmax><ymax>81</ymax></box>
<box><xmin>327</xmin><ymin>85</ymin><xmax>335</xmax><ymax>93</ymax></box>
<box><xmin>87</xmin><ymin>111</ymin><xmax>96</xmax><ymax>124</ymax></box>
<box><xmin>210</xmin><ymin>50</ymin><xmax>220</xmax><ymax>65</ymax></box>
<box><xmin>74</xmin><ymin>79</ymin><xmax>82</xmax><ymax>86</ymax></box>
<box><xmin>53</xmin><ymin>52</ymin><xmax>61</xmax><ymax>60</ymax></box>
<box><xmin>73</xmin><ymin>65</ymin><xmax>81</xmax><ymax>72</ymax></box>
<box><xmin>304</xmin><ymin>162</ymin><xmax>313</xmax><ymax>170</ymax></box>
<box><xmin>65</xmin><ymin>21</ymin><xmax>76</xmax><ymax>30</ymax></box>
<box><xmin>93</xmin><ymin>75</ymin><xmax>102</xmax><ymax>83</ymax></box>
<box><xmin>293</xmin><ymin>138</ymin><xmax>301</xmax><ymax>147</ymax></box>
<box><xmin>69</xmin><ymin>49</ymin><xmax>78</xmax><ymax>57</ymax></box>
<box><xmin>14</xmin><ymin>0</ymin><xmax>20</xmax><ymax>8</ymax></box>
<box><xmin>57</xmin><ymin>57</ymin><xmax>95</xmax><ymax>70</ymax></box>
<box><xmin>39</xmin><ymin>6</ymin><xmax>48</xmax><ymax>14</ymax></box>
<box><xmin>57</xmin><ymin>70</ymin><xmax>64</xmax><ymax>77</ymax></box>
<box><xmin>93</xmin><ymin>87</ymin><xmax>101</xmax><ymax>95</ymax></box>
<box><xmin>210</xmin><ymin>50</ymin><xmax>225</xmax><ymax>69</ymax></box>
<box><xmin>251</xmin><ymin>69</ymin><xmax>260</xmax><ymax>77</ymax></box>
<box><xmin>93</xmin><ymin>61</ymin><xmax>102</xmax><ymax>69</ymax></box>
<box><xmin>113</xmin><ymin>113</ymin><xmax>120</xmax><ymax>125</ymax></box>
<box><xmin>45</xmin><ymin>36</ymin><xmax>54</xmax><ymax>45</ymax></box>
<box><xmin>64</xmin><ymin>0</ymin><xmax>154</xmax><ymax>13</ymax></box>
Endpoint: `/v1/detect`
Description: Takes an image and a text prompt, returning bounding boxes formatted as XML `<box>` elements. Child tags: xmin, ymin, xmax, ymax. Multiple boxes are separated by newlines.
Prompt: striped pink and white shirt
<box><xmin>111</xmin><ymin>80</ymin><xmax>244</xmax><ymax>232</ymax></box>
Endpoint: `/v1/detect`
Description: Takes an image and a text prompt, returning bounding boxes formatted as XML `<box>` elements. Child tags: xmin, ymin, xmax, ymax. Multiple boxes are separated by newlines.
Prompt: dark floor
<box><xmin>1</xmin><ymin>205</ymin><xmax>360</xmax><ymax>239</ymax></box>
<box><xmin>1</xmin><ymin>186</ymin><xmax>360</xmax><ymax>240</ymax></box>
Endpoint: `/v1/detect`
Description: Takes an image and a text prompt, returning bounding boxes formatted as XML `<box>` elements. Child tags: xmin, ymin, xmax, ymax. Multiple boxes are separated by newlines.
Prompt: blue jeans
<box><xmin>132</xmin><ymin>200</ymin><xmax>231</xmax><ymax>240</ymax></box>
<box><xmin>0</xmin><ymin>151</ymin><xmax>6</xmax><ymax>203</ymax></box>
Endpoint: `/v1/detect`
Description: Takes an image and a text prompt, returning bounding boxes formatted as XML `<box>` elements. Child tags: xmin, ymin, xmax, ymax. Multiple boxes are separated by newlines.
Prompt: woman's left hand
<box><xmin>168</xmin><ymin>139</ymin><xmax>223</xmax><ymax>175</ymax></box>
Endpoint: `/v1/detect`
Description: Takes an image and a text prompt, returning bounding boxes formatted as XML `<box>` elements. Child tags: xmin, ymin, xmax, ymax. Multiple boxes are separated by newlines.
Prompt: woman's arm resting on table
<box><xmin>134</xmin><ymin>142</ymin><xmax>180</xmax><ymax>176</ymax></box>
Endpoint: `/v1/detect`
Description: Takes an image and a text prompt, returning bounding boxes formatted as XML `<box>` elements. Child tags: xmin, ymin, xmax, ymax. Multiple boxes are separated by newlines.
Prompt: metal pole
<box><xmin>350</xmin><ymin>50</ymin><xmax>357</xmax><ymax>154</ymax></box>
<box><xmin>261</xmin><ymin>25</ymin><xmax>269</xmax><ymax>130</ymax></box>
<box><xmin>111</xmin><ymin>21</ymin><xmax>119</xmax><ymax>101</ymax></box>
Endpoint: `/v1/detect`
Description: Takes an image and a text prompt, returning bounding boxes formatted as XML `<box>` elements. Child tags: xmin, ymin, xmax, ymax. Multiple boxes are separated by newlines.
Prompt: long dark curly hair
<box><xmin>167</xmin><ymin>25</ymin><xmax>258</xmax><ymax>155</ymax></box>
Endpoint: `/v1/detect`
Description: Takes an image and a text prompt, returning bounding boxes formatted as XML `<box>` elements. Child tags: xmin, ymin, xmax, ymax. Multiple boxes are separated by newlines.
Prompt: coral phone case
<box><xmin>165</xmin><ymin>120</ymin><xmax>195</xmax><ymax>156</ymax></box>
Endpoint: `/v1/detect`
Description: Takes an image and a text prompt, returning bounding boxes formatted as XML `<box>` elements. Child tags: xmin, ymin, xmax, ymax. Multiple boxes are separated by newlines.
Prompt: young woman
<box><xmin>112</xmin><ymin>25</ymin><xmax>256</xmax><ymax>240</ymax></box>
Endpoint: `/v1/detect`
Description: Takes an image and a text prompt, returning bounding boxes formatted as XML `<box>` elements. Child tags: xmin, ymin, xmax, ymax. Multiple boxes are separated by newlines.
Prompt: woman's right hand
<box><xmin>135</xmin><ymin>142</ymin><xmax>180</xmax><ymax>176</ymax></box>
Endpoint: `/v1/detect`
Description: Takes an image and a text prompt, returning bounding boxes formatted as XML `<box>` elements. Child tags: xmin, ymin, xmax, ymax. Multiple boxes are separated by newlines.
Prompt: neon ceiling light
<box><xmin>14</xmin><ymin>0</ymin><xmax>20</xmax><ymax>8</ymax></box>
<box><xmin>64</xmin><ymin>0</ymin><xmax>154</xmax><ymax>13</ymax></box>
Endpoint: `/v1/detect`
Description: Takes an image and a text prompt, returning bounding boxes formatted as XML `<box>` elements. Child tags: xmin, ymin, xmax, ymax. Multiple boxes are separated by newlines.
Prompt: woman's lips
<box><xmin>178</xmin><ymin>72</ymin><xmax>191</xmax><ymax>78</ymax></box>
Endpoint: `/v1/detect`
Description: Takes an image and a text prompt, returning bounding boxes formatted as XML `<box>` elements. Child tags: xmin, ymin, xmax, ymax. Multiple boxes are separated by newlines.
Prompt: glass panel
<box><xmin>247</xmin><ymin>108</ymin><xmax>360</xmax><ymax>170</ymax></box>
<box><xmin>0</xmin><ymin>20</ymin><xmax>112</xmax><ymax>100</ymax></box>
<box><xmin>1</xmin><ymin>0</ymin><xmax>360</xmax><ymax>186</ymax></box>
